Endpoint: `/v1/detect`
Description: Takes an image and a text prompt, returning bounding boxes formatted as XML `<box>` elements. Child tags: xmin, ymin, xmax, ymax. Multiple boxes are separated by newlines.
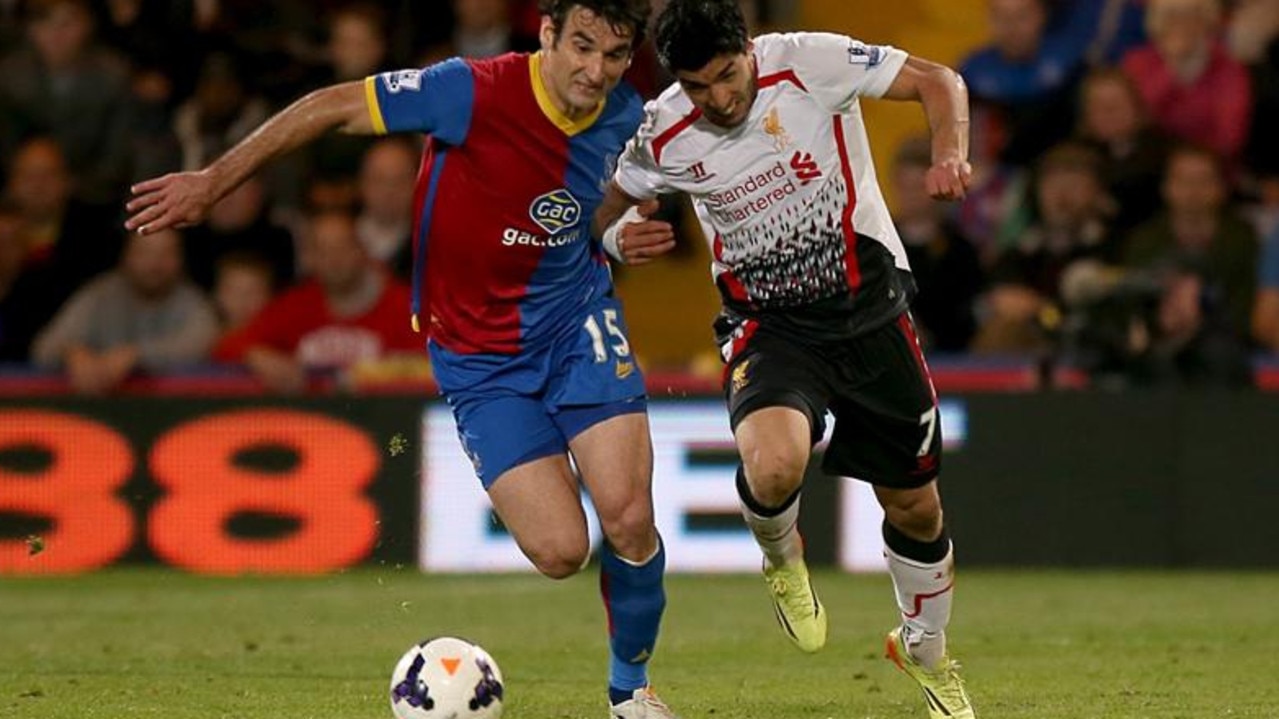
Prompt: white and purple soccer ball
<box><xmin>389</xmin><ymin>636</ymin><xmax>504</xmax><ymax>719</ymax></box>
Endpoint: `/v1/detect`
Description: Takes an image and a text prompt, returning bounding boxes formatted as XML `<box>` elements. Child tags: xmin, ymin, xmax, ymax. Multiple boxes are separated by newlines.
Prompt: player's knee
<box><xmin>742</xmin><ymin>447</ymin><xmax>808</xmax><ymax>507</ymax></box>
<box><xmin>882</xmin><ymin>487</ymin><xmax>944</xmax><ymax>540</ymax></box>
<box><xmin>599</xmin><ymin>505</ymin><xmax>657</xmax><ymax>562</ymax></box>
<box><xmin>527</xmin><ymin>538</ymin><xmax>591</xmax><ymax>580</ymax></box>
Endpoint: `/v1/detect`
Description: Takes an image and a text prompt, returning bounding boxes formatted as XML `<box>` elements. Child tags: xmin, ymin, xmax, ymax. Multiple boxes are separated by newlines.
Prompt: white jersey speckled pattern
<box><xmin>614</xmin><ymin>32</ymin><xmax>911</xmax><ymax>312</ymax></box>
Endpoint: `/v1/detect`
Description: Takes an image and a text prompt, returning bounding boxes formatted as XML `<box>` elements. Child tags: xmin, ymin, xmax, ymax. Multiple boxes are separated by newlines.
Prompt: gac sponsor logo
<box><xmin>529</xmin><ymin>189</ymin><xmax>582</xmax><ymax>235</ymax></box>
<box><xmin>381</xmin><ymin>69</ymin><xmax>422</xmax><ymax>93</ymax></box>
<box><xmin>501</xmin><ymin>227</ymin><xmax>584</xmax><ymax>248</ymax></box>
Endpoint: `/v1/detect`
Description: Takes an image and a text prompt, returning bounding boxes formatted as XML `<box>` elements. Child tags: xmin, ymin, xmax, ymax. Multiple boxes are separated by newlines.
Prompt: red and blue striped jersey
<box><xmin>365</xmin><ymin>52</ymin><xmax>643</xmax><ymax>356</ymax></box>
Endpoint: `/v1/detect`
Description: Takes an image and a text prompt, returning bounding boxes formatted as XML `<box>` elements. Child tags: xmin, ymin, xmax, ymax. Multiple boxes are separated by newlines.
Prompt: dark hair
<box><xmin>539</xmin><ymin>0</ymin><xmax>653</xmax><ymax>48</ymax></box>
<box><xmin>216</xmin><ymin>250</ymin><xmax>277</xmax><ymax>288</ymax></box>
<box><xmin>1036</xmin><ymin>141</ymin><xmax>1103</xmax><ymax>180</ymax></box>
<box><xmin>329</xmin><ymin>1</ymin><xmax>389</xmax><ymax>35</ymax></box>
<box><xmin>654</xmin><ymin>0</ymin><xmax>749</xmax><ymax>73</ymax></box>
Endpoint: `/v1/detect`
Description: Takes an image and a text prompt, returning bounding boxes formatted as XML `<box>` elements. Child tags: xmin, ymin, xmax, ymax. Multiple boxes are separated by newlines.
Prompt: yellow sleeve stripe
<box><xmin>364</xmin><ymin>76</ymin><xmax>388</xmax><ymax>135</ymax></box>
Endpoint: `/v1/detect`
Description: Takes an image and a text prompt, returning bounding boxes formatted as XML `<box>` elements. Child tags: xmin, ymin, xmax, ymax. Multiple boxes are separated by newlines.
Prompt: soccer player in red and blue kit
<box><xmin>124</xmin><ymin>2</ymin><xmax>679</xmax><ymax>717</ymax></box>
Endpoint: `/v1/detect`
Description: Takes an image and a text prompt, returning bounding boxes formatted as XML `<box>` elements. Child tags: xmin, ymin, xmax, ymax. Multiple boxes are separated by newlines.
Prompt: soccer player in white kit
<box><xmin>592</xmin><ymin>1</ymin><xmax>975</xmax><ymax>717</ymax></box>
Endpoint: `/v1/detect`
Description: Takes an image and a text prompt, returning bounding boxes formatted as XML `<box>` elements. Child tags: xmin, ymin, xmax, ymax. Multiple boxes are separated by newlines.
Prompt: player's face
<box><xmin>675</xmin><ymin>50</ymin><xmax>756</xmax><ymax>128</ymax></box>
<box><xmin>540</xmin><ymin>7</ymin><xmax>635</xmax><ymax>116</ymax></box>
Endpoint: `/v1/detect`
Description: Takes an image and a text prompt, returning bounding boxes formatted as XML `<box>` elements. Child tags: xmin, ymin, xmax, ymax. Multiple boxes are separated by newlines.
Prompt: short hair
<box><xmin>330</xmin><ymin>1</ymin><xmax>388</xmax><ymax>33</ymax></box>
<box><xmin>1036</xmin><ymin>142</ymin><xmax>1103</xmax><ymax>180</ymax></box>
<box><xmin>655</xmin><ymin>0</ymin><xmax>749</xmax><ymax>73</ymax></box>
<box><xmin>1165</xmin><ymin>142</ymin><xmax>1225</xmax><ymax>180</ymax></box>
<box><xmin>216</xmin><ymin>250</ymin><xmax>277</xmax><ymax>289</ymax></box>
<box><xmin>539</xmin><ymin>0</ymin><xmax>653</xmax><ymax>48</ymax></box>
<box><xmin>25</xmin><ymin>0</ymin><xmax>92</xmax><ymax>22</ymax></box>
<box><xmin>1145</xmin><ymin>0</ymin><xmax>1221</xmax><ymax>36</ymax></box>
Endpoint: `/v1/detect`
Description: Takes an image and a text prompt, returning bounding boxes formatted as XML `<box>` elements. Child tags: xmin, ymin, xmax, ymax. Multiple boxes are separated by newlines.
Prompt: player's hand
<box><xmin>616</xmin><ymin>199</ymin><xmax>675</xmax><ymax>266</ymax></box>
<box><xmin>124</xmin><ymin>170</ymin><xmax>218</xmax><ymax>235</ymax></box>
<box><xmin>925</xmin><ymin>159</ymin><xmax>972</xmax><ymax>201</ymax></box>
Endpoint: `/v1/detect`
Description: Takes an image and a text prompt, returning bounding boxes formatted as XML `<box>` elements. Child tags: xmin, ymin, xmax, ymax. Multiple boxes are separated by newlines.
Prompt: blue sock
<box><xmin>600</xmin><ymin>536</ymin><xmax>666</xmax><ymax>705</ymax></box>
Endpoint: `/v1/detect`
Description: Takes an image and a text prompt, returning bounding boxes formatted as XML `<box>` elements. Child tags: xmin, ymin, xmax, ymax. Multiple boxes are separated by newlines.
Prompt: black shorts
<box><xmin>722</xmin><ymin>313</ymin><xmax>941</xmax><ymax>489</ymax></box>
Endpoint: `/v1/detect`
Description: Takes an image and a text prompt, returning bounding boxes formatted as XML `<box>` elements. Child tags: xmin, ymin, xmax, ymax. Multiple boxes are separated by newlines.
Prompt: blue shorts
<box><xmin>430</xmin><ymin>295</ymin><xmax>648</xmax><ymax>488</ymax></box>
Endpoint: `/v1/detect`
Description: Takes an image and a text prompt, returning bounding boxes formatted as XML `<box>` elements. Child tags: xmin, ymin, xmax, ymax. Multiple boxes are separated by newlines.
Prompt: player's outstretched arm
<box><xmin>882</xmin><ymin>55</ymin><xmax>972</xmax><ymax>201</ymax></box>
<box><xmin>125</xmin><ymin>81</ymin><xmax>375</xmax><ymax>234</ymax></box>
<box><xmin>592</xmin><ymin>182</ymin><xmax>675</xmax><ymax>266</ymax></box>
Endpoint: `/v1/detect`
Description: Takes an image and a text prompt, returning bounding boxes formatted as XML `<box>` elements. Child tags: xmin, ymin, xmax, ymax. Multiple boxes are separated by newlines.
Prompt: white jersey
<box><xmin>614</xmin><ymin>32</ymin><xmax>914</xmax><ymax>339</ymax></box>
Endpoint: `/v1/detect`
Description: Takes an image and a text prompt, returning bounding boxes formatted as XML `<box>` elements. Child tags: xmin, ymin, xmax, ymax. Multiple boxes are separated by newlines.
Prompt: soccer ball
<box><xmin>389</xmin><ymin>636</ymin><xmax>504</xmax><ymax>719</ymax></box>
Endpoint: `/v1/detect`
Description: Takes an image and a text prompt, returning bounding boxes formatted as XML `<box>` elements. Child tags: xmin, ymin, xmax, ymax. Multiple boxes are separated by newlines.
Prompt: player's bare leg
<box><xmin>486</xmin><ymin>454</ymin><xmax>592</xmax><ymax>579</ymax></box>
<box><xmin>572</xmin><ymin>412</ymin><xmax>677</xmax><ymax>719</ymax></box>
<box><xmin>877</xmin><ymin>481</ymin><xmax>974</xmax><ymax>718</ymax></box>
<box><xmin>734</xmin><ymin>406</ymin><xmax>827</xmax><ymax>653</ymax></box>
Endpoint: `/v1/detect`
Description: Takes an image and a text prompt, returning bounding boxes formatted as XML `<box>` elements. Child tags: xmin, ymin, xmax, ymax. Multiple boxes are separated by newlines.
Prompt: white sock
<box><xmin>885</xmin><ymin>542</ymin><xmax>954</xmax><ymax>670</ymax></box>
<box><xmin>740</xmin><ymin>494</ymin><xmax>804</xmax><ymax>569</ymax></box>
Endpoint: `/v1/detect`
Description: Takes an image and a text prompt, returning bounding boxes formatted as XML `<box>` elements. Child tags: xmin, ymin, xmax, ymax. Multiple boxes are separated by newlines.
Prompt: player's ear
<box><xmin>539</xmin><ymin>15</ymin><xmax>558</xmax><ymax>50</ymax></box>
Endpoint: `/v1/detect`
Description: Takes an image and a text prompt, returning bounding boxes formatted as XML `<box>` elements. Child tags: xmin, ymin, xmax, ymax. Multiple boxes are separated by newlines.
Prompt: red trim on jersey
<box><xmin>652</xmin><ymin>108</ymin><xmax>703</xmax><ymax>164</ymax></box>
<box><xmin>757</xmin><ymin>69</ymin><xmax>808</xmax><ymax>93</ymax></box>
<box><xmin>832</xmin><ymin>116</ymin><xmax>861</xmax><ymax>292</ymax></box>
<box><xmin>712</xmin><ymin>232</ymin><xmax>750</xmax><ymax>303</ymax></box>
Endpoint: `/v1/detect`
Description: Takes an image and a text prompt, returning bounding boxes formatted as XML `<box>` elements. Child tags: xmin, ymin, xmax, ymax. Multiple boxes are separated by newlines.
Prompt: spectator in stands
<box><xmin>196</xmin><ymin>0</ymin><xmax>329</xmax><ymax>105</ymax></box>
<box><xmin>891</xmin><ymin>135</ymin><xmax>985</xmax><ymax>352</ymax></box>
<box><xmin>0</xmin><ymin>0</ymin><xmax>135</xmax><ymax>204</ymax></box>
<box><xmin>96</xmin><ymin>0</ymin><xmax>204</xmax><ymax>103</ymax></box>
<box><xmin>1120</xmin><ymin>0</ymin><xmax>1252</xmax><ymax>164</ymax></box>
<box><xmin>212</xmin><ymin>250</ymin><xmax>276</xmax><ymax>334</ymax></box>
<box><xmin>212</xmin><ymin>210</ymin><xmax>420</xmax><ymax>393</ymax></box>
<box><xmin>1076</xmin><ymin>67</ymin><xmax>1172</xmax><ymax>238</ymax></box>
<box><xmin>1240</xmin><ymin>7</ymin><xmax>1279</xmax><ymax>200</ymax></box>
<box><xmin>0</xmin><ymin>0</ymin><xmax>22</xmax><ymax>49</ymax></box>
<box><xmin>1046</xmin><ymin>0</ymin><xmax>1147</xmax><ymax>65</ymax></box>
<box><xmin>1122</xmin><ymin>144</ymin><xmax>1259</xmax><ymax>339</ymax></box>
<box><xmin>4</xmin><ymin>136</ymin><xmax>124</xmax><ymax>338</ymax></box>
<box><xmin>961</xmin><ymin>0</ymin><xmax>1085</xmax><ymax>166</ymax></box>
<box><xmin>0</xmin><ymin>200</ymin><xmax>31</xmax><ymax>361</ymax></box>
<box><xmin>181</xmin><ymin>175</ymin><xmax>296</xmax><ymax>291</ymax></box>
<box><xmin>1253</xmin><ymin>224</ymin><xmax>1279</xmax><ymax>351</ymax></box>
<box><xmin>423</xmin><ymin>0</ymin><xmax>538</xmax><ymax>64</ymax></box>
<box><xmin>356</xmin><ymin>137</ymin><xmax>418</xmax><ymax>279</ymax></box>
<box><xmin>94</xmin><ymin>0</ymin><xmax>203</xmax><ymax>187</ymax></box>
<box><xmin>1115</xmin><ymin>261</ymin><xmax>1254</xmax><ymax>386</ymax></box>
<box><xmin>328</xmin><ymin>2</ymin><xmax>390</xmax><ymax>82</ymax></box>
<box><xmin>303</xmin><ymin>173</ymin><xmax>361</xmax><ymax>216</ymax></box>
<box><xmin>1226</xmin><ymin>0</ymin><xmax>1279</xmax><ymax>65</ymax></box>
<box><xmin>172</xmin><ymin>51</ymin><xmax>270</xmax><ymax>173</ymax></box>
<box><xmin>302</xmin><ymin>3</ymin><xmax>391</xmax><ymax>185</ymax></box>
<box><xmin>974</xmin><ymin>142</ymin><xmax>1116</xmax><ymax>354</ymax></box>
<box><xmin>30</xmin><ymin>228</ymin><xmax>219</xmax><ymax>393</ymax></box>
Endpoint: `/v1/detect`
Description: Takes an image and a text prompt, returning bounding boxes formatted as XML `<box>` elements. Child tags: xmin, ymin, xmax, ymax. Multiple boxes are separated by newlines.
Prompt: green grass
<box><xmin>2</xmin><ymin>569</ymin><xmax>1277</xmax><ymax>718</ymax></box>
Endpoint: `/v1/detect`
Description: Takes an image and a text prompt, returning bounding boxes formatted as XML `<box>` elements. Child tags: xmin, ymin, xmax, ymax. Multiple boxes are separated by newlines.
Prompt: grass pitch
<box><xmin>3</xmin><ymin>569</ymin><xmax>1277</xmax><ymax>718</ymax></box>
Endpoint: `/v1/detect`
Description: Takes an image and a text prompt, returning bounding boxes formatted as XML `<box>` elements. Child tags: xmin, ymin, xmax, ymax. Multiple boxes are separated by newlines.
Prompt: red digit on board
<box><xmin>0</xmin><ymin>410</ymin><xmax>134</xmax><ymax>574</ymax></box>
<box><xmin>148</xmin><ymin>409</ymin><xmax>380</xmax><ymax>573</ymax></box>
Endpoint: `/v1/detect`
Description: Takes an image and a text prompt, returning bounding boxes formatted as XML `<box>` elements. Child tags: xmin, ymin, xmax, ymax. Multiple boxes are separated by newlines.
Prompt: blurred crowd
<box><xmin>0</xmin><ymin>0</ymin><xmax>1275</xmax><ymax>393</ymax></box>
<box><xmin>914</xmin><ymin>0</ymin><xmax>1279</xmax><ymax>388</ymax></box>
